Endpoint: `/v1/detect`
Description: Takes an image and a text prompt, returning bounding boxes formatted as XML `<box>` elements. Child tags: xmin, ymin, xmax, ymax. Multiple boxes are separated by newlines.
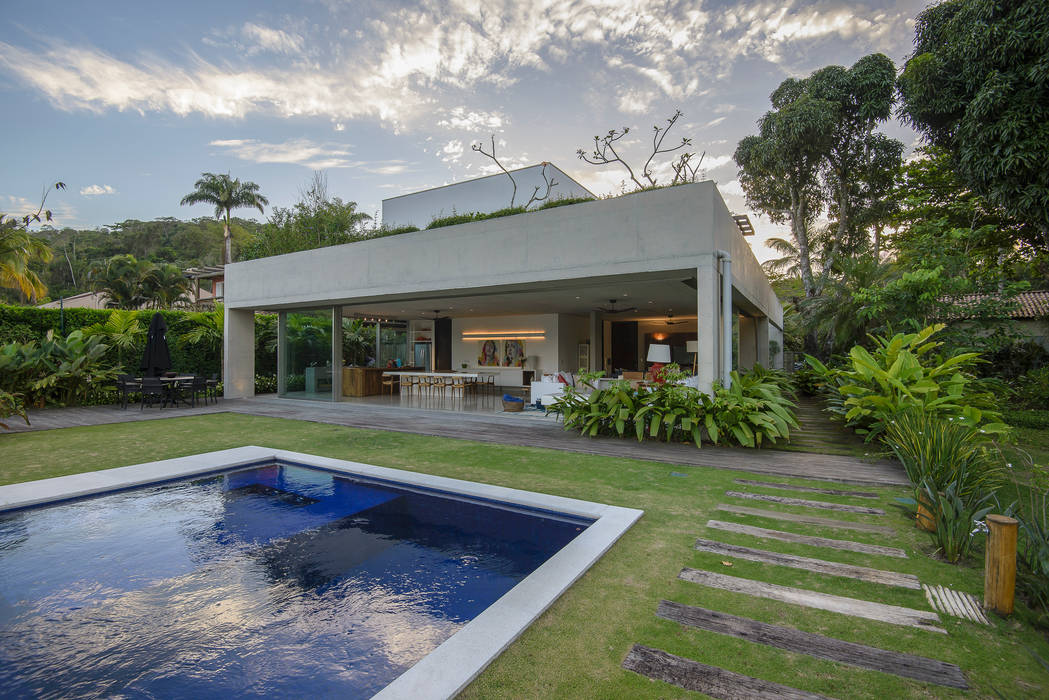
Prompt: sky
<box><xmin>0</xmin><ymin>0</ymin><xmax>927</xmax><ymax>262</ymax></box>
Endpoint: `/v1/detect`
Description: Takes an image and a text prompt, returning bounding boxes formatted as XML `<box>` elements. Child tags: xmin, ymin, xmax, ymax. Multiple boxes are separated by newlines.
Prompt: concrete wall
<box><xmin>451</xmin><ymin>315</ymin><xmax>559</xmax><ymax>373</ymax></box>
<box><xmin>382</xmin><ymin>164</ymin><xmax>593</xmax><ymax>229</ymax></box>
<box><xmin>557</xmin><ymin>314</ymin><xmax>590</xmax><ymax>372</ymax></box>
<box><xmin>227</xmin><ymin>182</ymin><xmax>781</xmax><ymax>329</ymax></box>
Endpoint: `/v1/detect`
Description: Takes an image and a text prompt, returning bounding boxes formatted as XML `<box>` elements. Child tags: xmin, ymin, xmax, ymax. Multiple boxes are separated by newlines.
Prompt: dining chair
<box><xmin>188</xmin><ymin>375</ymin><xmax>208</xmax><ymax>407</ymax></box>
<box><xmin>140</xmin><ymin>378</ymin><xmax>166</xmax><ymax>410</ymax></box>
<box><xmin>206</xmin><ymin>373</ymin><xmax>220</xmax><ymax>403</ymax></box>
<box><xmin>382</xmin><ymin>373</ymin><xmax>399</xmax><ymax>395</ymax></box>
<box><xmin>116</xmin><ymin>374</ymin><xmax>140</xmax><ymax>410</ymax></box>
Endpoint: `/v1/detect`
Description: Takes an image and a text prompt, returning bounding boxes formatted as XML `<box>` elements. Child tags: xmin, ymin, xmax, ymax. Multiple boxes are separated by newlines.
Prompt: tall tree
<box><xmin>89</xmin><ymin>254</ymin><xmax>155</xmax><ymax>309</ymax></box>
<box><xmin>180</xmin><ymin>172</ymin><xmax>268</xmax><ymax>264</ymax></box>
<box><xmin>734</xmin><ymin>94</ymin><xmax>834</xmax><ymax>298</ymax></box>
<box><xmin>897</xmin><ymin>0</ymin><xmax>1049</xmax><ymax>246</ymax></box>
<box><xmin>143</xmin><ymin>263</ymin><xmax>191</xmax><ymax>309</ymax></box>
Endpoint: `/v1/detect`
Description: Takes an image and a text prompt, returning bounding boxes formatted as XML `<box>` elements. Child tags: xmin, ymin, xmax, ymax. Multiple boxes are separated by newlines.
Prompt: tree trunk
<box><xmin>790</xmin><ymin>190</ymin><xmax>816</xmax><ymax>298</ymax></box>
<box><xmin>223</xmin><ymin>214</ymin><xmax>232</xmax><ymax>266</ymax></box>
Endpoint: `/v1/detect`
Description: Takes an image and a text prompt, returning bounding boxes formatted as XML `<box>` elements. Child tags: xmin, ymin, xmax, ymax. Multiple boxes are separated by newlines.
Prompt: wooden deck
<box><xmin>2</xmin><ymin>396</ymin><xmax>908</xmax><ymax>487</ymax></box>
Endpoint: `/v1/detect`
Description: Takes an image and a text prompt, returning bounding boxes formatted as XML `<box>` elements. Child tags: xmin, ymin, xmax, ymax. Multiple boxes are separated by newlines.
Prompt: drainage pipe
<box><xmin>716</xmin><ymin>250</ymin><xmax>732</xmax><ymax>388</ymax></box>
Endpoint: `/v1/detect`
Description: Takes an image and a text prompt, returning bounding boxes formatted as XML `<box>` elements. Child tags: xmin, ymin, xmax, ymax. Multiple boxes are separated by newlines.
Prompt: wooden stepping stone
<box><xmin>717</xmin><ymin>504</ymin><xmax>894</xmax><ymax>535</ymax></box>
<box><xmin>679</xmin><ymin>568</ymin><xmax>944</xmax><ymax>633</ymax></box>
<box><xmin>622</xmin><ymin>643</ymin><xmax>833</xmax><ymax>699</ymax></box>
<box><xmin>734</xmin><ymin>479</ymin><xmax>879</xmax><ymax>499</ymax></box>
<box><xmin>656</xmin><ymin>601</ymin><xmax>968</xmax><ymax>689</ymax></box>
<box><xmin>923</xmin><ymin>584</ymin><xmax>991</xmax><ymax>625</ymax></box>
<box><xmin>693</xmin><ymin>538</ymin><xmax>920</xmax><ymax>589</ymax></box>
<box><xmin>726</xmin><ymin>491</ymin><xmax>885</xmax><ymax>515</ymax></box>
<box><xmin>706</xmin><ymin>520</ymin><xmax>907</xmax><ymax>558</ymax></box>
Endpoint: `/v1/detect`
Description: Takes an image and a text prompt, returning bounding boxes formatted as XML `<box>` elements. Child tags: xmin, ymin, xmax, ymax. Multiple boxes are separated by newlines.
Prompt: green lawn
<box><xmin>3</xmin><ymin>413</ymin><xmax>1048</xmax><ymax>697</ymax></box>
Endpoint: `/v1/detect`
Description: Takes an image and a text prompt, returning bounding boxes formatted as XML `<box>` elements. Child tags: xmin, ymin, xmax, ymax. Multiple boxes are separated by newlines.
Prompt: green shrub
<box><xmin>549</xmin><ymin>365</ymin><xmax>798</xmax><ymax>448</ymax></box>
<box><xmin>918</xmin><ymin>477</ymin><xmax>997</xmax><ymax>563</ymax></box>
<box><xmin>1013</xmin><ymin>488</ymin><xmax>1049</xmax><ymax>621</ymax></box>
<box><xmin>882</xmin><ymin>409</ymin><xmax>1003</xmax><ymax>497</ymax></box>
<box><xmin>1010</xmin><ymin>367</ymin><xmax>1049</xmax><ymax>410</ymax></box>
<box><xmin>0</xmin><ymin>330</ymin><xmax>119</xmax><ymax>407</ymax></box>
<box><xmin>1003</xmin><ymin>409</ymin><xmax>1049</xmax><ymax>430</ymax></box>
<box><xmin>536</xmin><ymin>196</ymin><xmax>595</xmax><ymax>210</ymax></box>
<box><xmin>0</xmin><ymin>388</ymin><xmax>28</xmax><ymax>429</ymax></box>
<box><xmin>255</xmin><ymin>374</ymin><xmax>277</xmax><ymax>394</ymax></box>
<box><xmin>792</xmin><ymin>367</ymin><xmax>825</xmax><ymax>396</ymax></box>
<box><xmin>807</xmin><ymin>323</ymin><xmax>1006</xmax><ymax>442</ymax></box>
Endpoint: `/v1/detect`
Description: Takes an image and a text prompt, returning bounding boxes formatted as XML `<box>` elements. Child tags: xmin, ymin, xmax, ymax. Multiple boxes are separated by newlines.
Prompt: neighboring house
<box><xmin>381</xmin><ymin>164</ymin><xmax>595</xmax><ymax>230</ymax></box>
<box><xmin>37</xmin><ymin>266</ymin><xmax>224</xmax><ymax>310</ymax></box>
<box><xmin>223</xmin><ymin>169</ymin><xmax>783</xmax><ymax>400</ymax></box>
<box><xmin>952</xmin><ymin>290</ymin><xmax>1049</xmax><ymax>349</ymax></box>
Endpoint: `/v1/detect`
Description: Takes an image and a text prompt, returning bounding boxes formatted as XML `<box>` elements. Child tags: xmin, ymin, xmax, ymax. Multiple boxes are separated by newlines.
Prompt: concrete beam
<box><xmin>223</xmin><ymin>307</ymin><xmax>255</xmax><ymax>399</ymax></box>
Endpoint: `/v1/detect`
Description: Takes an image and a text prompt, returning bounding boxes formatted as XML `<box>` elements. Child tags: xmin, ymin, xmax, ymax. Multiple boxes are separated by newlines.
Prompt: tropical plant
<box><xmin>142</xmin><ymin>263</ymin><xmax>191</xmax><ymax>308</ymax></box>
<box><xmin>0</xmin><ymin>180</ymin><xmax>63</xmax><ymax>302</ymax></box>
<box><xmin>0</xmin><ymin>388</ymin><xmax>29</xmax><ymax>430</ymax></box>
<box><xmin>918</xmin><ymin>477</ymin><xmax>997</xmax><ymax>563</ymax></box>
<box><xmin>807</xmin><ymin>323</ymin><xmax>1007</xmax><ymax>441</ymax></box>
<box><xmin>89</xmin><ymin>254</ymin><xmax>155</xmax><ymax>309</ymax></box>
<box><xmin>83</xmin><ymin>310</ymin><xmax>145</xmax><ymax>369</ymax></box>
<box><xmin>705</xmin><ymin>369</ymin><xmax>799</xmax><ymax>448</ymax></box>
<box><xmin>178</xmin><ymin>304</ymin><xmax>224</xmax><ymax>357</ymax></box>
<box><xmin>0</xmin><ymin>330</ymin><xmax>118</xmax><ymax>407</ymax></box>
<box><xmin>180</xmin><ymin>172</ymin><xmax>268</xmax><ymax>264</ymax></box>
<box><xmin>1013</xmin><ymin>487</ymin><xmax>1049</xmax><ymax>618</ymax></box>
<box><xmin>882</xmin><ymin>409</ymin><xmax>1003</xmax><ymax>497</ymax></box>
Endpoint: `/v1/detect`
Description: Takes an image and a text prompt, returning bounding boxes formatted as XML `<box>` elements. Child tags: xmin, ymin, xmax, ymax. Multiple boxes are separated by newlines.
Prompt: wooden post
<box><xmin>984</xmin><ymin>514</ymin><xmax>1019</xmax><ymax>616</ymax></box>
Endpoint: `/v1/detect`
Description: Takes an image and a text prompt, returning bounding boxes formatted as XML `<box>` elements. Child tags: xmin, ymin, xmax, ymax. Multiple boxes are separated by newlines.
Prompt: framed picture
<box><xmin>578</xmin><ymin>342</ymin><xmax>589</xmax><ymax>371</ymax></box>
<box><xmin>503</xmin><ymin>339</ymin><xmax>525</xmax><ymax>366</ymax></box>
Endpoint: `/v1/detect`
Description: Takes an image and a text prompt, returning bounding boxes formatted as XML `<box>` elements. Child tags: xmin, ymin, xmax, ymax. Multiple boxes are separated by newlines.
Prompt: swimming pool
<box><xmin>0</xmin><ymin>447</ymin><xmax>642</xmax><ymax>698</ymax></box>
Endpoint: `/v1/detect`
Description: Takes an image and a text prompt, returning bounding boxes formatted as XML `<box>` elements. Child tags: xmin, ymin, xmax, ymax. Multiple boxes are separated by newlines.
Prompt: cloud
<box><xmin>241</xmin><ymin>23</ymin><xmax>303</xmax><ymax>56</ymax></box>
<box><xmin>435</xmin><ymin>107</ymin><xmax>505</xmax><ymax>131</ymax></box>
<box><xmin>702</xmin><ymin>116</ymin><xmax>727</xmax><ymax>128</ymax></box>
<box><xmin>210</xmin><ymin>138</ymin><xmax>357</xmax><ymax>169</ymax></box>
<box><xmin>0</xmin><ymin>1</ymin><xmax>917</xmax><ymax>132</ymax></box>
<box><xmin>79</xmin><ymin>184</ymin><xmax>116</xmax><ymax>196</ymax></box>
<box><xmin>439</xmin><ymin>139</ymin><xmax>464</xmax><ymax>163</ymax></box>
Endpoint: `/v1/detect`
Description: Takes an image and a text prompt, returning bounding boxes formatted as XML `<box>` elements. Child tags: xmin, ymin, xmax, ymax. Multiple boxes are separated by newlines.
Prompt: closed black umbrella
<box><xmin>140</xmin><ymin>313</ymin><xmax>172</xmax><ymax>378</ymax></box>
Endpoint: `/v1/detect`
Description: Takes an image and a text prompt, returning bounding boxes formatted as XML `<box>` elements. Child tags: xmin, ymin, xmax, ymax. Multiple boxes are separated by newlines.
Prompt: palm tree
<box><xmin>180</xmin><ymin>173</ymin><xmax>268</xmax><ymax>265</ymax></box>
<box><xmin>0</xmin><ymin>219</ymin><xmax>52</xmax><ymax>301</ymax></box>
<box><xmin>89</xmin><ymin>254</ymin><xmax>154</xmax><ymax>309</ymax></box>
<box><xmin>83</xmin><ymin>310</ymin><xmax>145</xmax><ymax>369</ymax></box>
<box><xmin>143</xmin><ymin>263</ymin><xmax>191</xmax><ymax>309</ymax></box>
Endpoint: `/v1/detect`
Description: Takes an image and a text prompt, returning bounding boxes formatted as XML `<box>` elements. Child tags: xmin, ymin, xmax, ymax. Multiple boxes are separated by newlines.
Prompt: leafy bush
<box><xmin>549</xmin><ymin>365</ymin><xmax>797</xmax><ymax>448</ymax></box>
<box><xmin>0</xmin><ymin>330</ymin><xmax>119</xmax><ymax>406</ymax></box>
<box><xmin>536</xmin><ymin>196</ymin><xmax>595</xmax><ymax>210</ymax></box>
<box><xmin>1013</xmin><ymin>488</ymin><xmax>1049</xmax><ymax>621</ymax></box>
<box><xmin>918</xmin><ymin>477</ymin><xmax>997</xmax><ymax>563</ymax></box>
<box><xmin>807</xmin><ymin>323</ymin><xmax>1006</xmax><ymax>442</ymax></box>
<box><xmin>882</xmin><ymin>409</ymin><xmax>1003</xmax><ymax>497</ymax></box>
<box><xmin>791</xmin><ymin>366</ymin><xmax>825</xmax><ymax>396</ymax></box>
<box><xmin>1010</xmin><ymin>367</ymin><xmax>1049</xmax><ymax>411</ymax></box>
<box><xmin>1003</xmin><ymin>409</ymin><xmax>1049</xmax><ymax>430</ymax></box>
<box><xmin>0</xmin><ymin>388</ymin><xmax>28</xmax><ymax>429</ymax></box>
<box><xmin>425</xmin><ymin>196</ymin><xmax>595</xmax><ymax>230</ymax></box>
<box><xmin>255</xmin><ymin>374</ymin><xmax>277</xmax><ymax>394</ymax></box>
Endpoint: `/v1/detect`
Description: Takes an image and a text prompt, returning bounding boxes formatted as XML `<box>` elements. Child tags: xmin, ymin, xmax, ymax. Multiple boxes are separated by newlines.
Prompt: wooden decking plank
<box><xmin>725</xmin><ymin>491</ymin><xmax>885</xmax><ymax>515</ymax></box>
<box><xmin>717</xmin><ymin>504</ymin><xmax>895</xmax><ymax>535</ymax></box>
<box><xmin>656</xmin><ymin>601</ymin><xmax>967</xmax><ymax>689</ymax></box>
<box><xmin>693</xmin><ymin>538</ymin><xmax>920</xmax><ymax>589</ymax></box>
<box><xmin>706</xmin><ymin>520</ymin><xmax>906</xmax><ymax>558</ymax></box>
<box><xmin>622</xmin><ymin>643</ymin><xmax>833</xmax><ymax>699</ymax></box>
<box><xmin>5</xmin><ymin>397</ymin><xmax>910</xmax><ymax>487</ymax></box>
<box><xmin>733</xmin><ymin>479</ymin><xmax>878</xmax><ymax>499</ymax></box>
<box><xmin>678</xmin><ymin>568</ymin><xmax>944</xmax><ymax>633</ymax></box>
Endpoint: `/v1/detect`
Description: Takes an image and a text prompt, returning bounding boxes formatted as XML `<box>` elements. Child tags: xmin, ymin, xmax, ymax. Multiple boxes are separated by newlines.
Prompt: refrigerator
<box><xmin>413</xmin><ymin>342</ymin><xmax>431</xmax><ymax>371</ymax></box>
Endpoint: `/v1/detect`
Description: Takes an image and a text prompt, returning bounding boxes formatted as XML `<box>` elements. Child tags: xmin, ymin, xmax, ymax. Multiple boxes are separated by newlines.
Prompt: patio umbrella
<box><xmin>139</xmin><ymin>313</ymin><xmax>172</xmax><ymax>378</ymax></box>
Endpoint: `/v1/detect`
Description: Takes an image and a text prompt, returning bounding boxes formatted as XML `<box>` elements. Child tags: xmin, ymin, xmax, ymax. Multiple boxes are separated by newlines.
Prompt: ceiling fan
<box><xmin>663</xmin><ymin>310</ymin><xmax>686</xmax><ymax>325</ymax></box>
<box><xmin>594</xmin><ymin>298</ymin><xmax>638</xmax><ymax>314</ymax></box>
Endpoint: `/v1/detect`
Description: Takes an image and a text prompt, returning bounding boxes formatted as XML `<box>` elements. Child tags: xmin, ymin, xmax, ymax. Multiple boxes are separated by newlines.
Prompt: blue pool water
<box><xmin>0</xmin><ymin>462</ymin><xmax>591</xmax><ymax>698</ymax></box>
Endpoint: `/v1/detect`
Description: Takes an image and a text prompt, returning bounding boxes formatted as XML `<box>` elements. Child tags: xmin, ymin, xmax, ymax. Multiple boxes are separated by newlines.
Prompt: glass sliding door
<box><xmin>278</xmin><ymin>308</ymin><xmax>335</xmax><ymax>401</ymax></box>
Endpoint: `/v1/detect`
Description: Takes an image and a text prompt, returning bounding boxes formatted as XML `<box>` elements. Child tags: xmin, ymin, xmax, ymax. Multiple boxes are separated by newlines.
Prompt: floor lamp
<box><xmin>686</xmin><ymin>340</ymin><xmax>698</xmax><ymax>375</ymax></box>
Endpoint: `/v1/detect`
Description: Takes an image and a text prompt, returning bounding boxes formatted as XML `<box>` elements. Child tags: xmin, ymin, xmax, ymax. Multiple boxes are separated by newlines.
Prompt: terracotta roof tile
<box><xmin>952</xmin><ymin>290</ymin><xmax>1049</xmax><ymax>319</ymax></box>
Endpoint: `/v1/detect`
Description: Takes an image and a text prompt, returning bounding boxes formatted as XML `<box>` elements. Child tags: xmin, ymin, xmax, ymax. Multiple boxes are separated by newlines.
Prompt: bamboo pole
<box><xmin>984</xmin><ymin>514</ymin><xmax>1018</xmax><ymax>616</ymax></box>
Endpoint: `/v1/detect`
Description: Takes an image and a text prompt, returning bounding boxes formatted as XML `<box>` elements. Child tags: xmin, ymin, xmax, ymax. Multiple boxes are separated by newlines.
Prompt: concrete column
<box><xmin>331</xmin><ymin>306</ymin><xmax>343</xmax><ymax>400</ymax></box>
<box><xmin>588</xmin><ymin>311</ymin><xmax>602</xmax><ymax>372</ymax></box>
<box><xmin>738</xmin><ymin>316</ymin><xmax>757</xmax><ymax>370</ymax></box>
<box><xmin>223</xmin><ymin>307</ymin><xmax>255</xmax><ymax>399</ymax></box>
<box><xmin>277</xmin><ymin>312</ymin><xmax>287</xmax><ymax>395</ymax></box>
<box><xmin>756</xmin><ymin>316</ymin><xmax>771</xmax><ymax>368</ymax></box>
<box><xmin>696</xmin><ymin>258</ymin><xmax>720</xmax><ymax>394</ymax></box>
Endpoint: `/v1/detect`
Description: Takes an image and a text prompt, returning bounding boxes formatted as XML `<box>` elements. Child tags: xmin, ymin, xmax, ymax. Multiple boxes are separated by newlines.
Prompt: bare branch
<box><xmin>20</xmin><ymin>181</ymin><xmax>66</xmax><ymax>227</ymax></box>
<box><xmin>523</xmin><ymin>162</ymin><xmax>559</xmax><ymax>209</ymax></box>
<box><xmin>472</xmin><ymin>136</ymin><xmax>518</xmax><ymax>207</ymax></box>
<box><xmin>641</xmin><ymin>110</ymin><xmax>690</xmax><ymax>186</ymax></box>
<box><xmin>576</xmin><ymin>128</ymin><xmax>644</xmax><ymax>189</ymax></box>
<box><xmin>670</xmin><ymin>150</ymin><xmax>706</xmax><ymax>185</ymax></box>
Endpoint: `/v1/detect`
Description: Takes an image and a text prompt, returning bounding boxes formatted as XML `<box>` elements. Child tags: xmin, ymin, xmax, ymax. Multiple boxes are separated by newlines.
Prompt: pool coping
<box><xmin>0</xmin><ymin>446</ymin><xmax>644</xmax><ymax>699</ymax></box>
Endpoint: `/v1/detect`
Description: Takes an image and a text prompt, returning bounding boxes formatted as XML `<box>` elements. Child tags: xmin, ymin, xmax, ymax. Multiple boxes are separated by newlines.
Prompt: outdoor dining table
<box><xmin>134</xmin><ymin>375</ymin><xmax>196</xmax><ymax>407</ymax></box>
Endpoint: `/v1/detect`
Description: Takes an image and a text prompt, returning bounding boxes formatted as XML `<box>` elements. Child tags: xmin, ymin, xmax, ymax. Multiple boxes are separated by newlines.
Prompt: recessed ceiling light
<box><xmin>648</xmin><ymin>300</ymin><xmax>654</xmax><ymax>304</ymax></box>
<box><xmin>622</xmin><ymin>293</ymin><xmax>628</xmax><ymax>297</ymax></box>
<box><xmin>575</xmin><ymin>296</ymin><xmax>581</xmax><ymax>299</ymax></box>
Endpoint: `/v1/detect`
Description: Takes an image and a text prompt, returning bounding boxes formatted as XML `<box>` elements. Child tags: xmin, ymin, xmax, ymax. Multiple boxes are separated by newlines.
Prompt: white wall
<box><xmin>451</xmin><ymin>314</ymin><xmax>560</xmax><ymax>373</ymax></box>
<box><xmin>557</xmin><ymin>314</ymin><xmax>590</xmax><ymax>372</ymax></box>
<box><xmin>382</xmin><ymin>164</ymin><xmax>593</xmax><ymax>229</ymax></box>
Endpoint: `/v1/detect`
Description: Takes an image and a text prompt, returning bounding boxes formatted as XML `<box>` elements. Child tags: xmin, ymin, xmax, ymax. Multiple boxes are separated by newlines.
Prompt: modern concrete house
<box><xmin>223</xmin><ymin>174</ymin><xmax>783</xmax><ymax>401</ymax></box>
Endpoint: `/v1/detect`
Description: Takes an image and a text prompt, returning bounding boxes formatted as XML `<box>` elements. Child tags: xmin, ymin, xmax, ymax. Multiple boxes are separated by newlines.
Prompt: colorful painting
<box><xmin>478</xmin><ymin>339</ymin><xmax>500</xmax><ymax>366</ymax></box>
<box><xmin>503</xmin><ymin>339</ymin><xmax>525</xmax><ymax>367</ymax></box>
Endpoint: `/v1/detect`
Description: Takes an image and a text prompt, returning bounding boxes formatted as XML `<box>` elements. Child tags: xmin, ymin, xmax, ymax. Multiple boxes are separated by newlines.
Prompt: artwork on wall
<box><xmin>478</xmin><ymin>339</ymin><xmax>500</xmax><ymax>366</ymax></box>
<box><xmin>503</xmin><ymin>339</ymin><xmax>525</xmax><ymax>367</ymax></box>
